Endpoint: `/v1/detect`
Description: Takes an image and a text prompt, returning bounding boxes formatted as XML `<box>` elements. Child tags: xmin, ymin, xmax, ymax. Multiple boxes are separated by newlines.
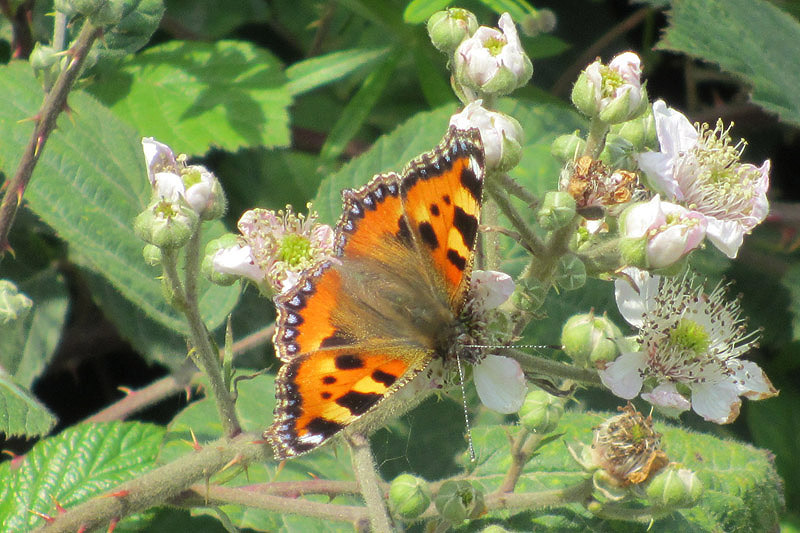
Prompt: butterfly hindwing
<box><xmin>269</xmin><ymin>126</ymin><xmax>485</xmax><ymax>459</ymax></box>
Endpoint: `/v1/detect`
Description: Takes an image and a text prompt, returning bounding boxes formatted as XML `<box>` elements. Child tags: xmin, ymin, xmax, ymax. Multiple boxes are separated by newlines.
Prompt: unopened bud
<box><xmin>427</xmin><ymin>8</ymin><xmax>478</xmax><ymax>54</ymax></box>
<box><xmin>434</xmin><ymin>480</ymin><xmax>485</xmax><ymax>524</ymax></box>
<box><xmin>551</xmin><ymin>132</ymin><xmax>586</xmax><ymax>162</ymax></box>
<box><xmin>561</xmin><ymin>312</ymin><xmax>622</xmax><ymax>368</ymax></box>
<box><xmin>134</xmin><ymin>199</ymin><xmax>198</xmax><ymax>249</ymax></box>
<box><xmin>518</xmin><ymin>389</ymin><xmax>565</xmax><ymax>433</ymax></box>
<box><xmin>645</xmin><ymin>467</ymin><xmax>703</xmax><ymax>508</ymax></box>
<box><xmin>389</xmin><ymin>474</ymin><xmax>432</xmax><ymax>520</ymax></box>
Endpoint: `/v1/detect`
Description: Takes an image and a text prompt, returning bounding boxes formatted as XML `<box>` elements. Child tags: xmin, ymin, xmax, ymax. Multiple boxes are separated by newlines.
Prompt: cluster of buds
<box><xmin>134</xmin><ymin>138</ymin><xmax>226</xmax><ymax>250</ymax></box>
<box><xmin>429</xmin><ymin>10</ymin><xmax>533</xmax><ymax>172</ymax></box>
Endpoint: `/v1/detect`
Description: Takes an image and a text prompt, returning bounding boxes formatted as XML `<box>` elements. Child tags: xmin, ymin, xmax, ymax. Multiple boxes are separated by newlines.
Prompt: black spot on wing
<box><xmin>430</xmin><ymin>203</ymin><xmax>440</xmax><ymax>216</ymax></box>
<box><xmin>335</xmin><ymin>354</ymin><xmax>364</xmax><ymax>370</ymax></box>
<box><xmin>320</xmin><ymin>330</ymin><xmax>351</xmax><ymax>348</ymax></box>
<box><xmin>453</xmin><ymin>206</ymin><xmax>478</xmax><ymax>249</ymax></box>
<box><xmin>336</xmin><ymin>391</ymin><xmax>382</xmax><ymax>416</ymax></box>
<box><xmin>419</xmin><ymin>221</ymin><xmax>439</xmax><ymax>249</ymax></box>
<box><xmin>305</xmin><ymin>417</ymin><xmax>344</xmax><ymax>439</ymax></box>
<box><xmin>460</xmin><ymin>165</ymin><xmax>482</xmax><ymax>203</ymax></box>
<box><xmin>443</xmin><ymin>195</ymin><xmax>451</xmax><ymax>205</ymax></box>
<box><xmin>322</xmin><ymin>376</ymin><xmax>336</xmax><ymax>385</ymax></box>
<box><xmin>372</xmin><ymin>370</ymin><xmax>397</xmax><ymax>387</ymax></box>
<box><xmin>447</xmin><ymin>249</ymin><xmax>467</xmax><ymax>271</ymax></box>
<box><xmin>321</xmin><ymin>391</ymin><xmax>332</xmax><ymax>399</ymax></box>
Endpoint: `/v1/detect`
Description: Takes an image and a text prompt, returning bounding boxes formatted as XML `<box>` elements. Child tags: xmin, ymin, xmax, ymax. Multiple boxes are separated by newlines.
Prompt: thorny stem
<box><xmin>180</xmin><ymin>230</ymin><xmax>242</xmax><ymax>439</ymax></box>
<box><xmin>486</xmin><ymin>175</ymin><xmax>546</xmax><ymax>257</ymax></box>
<box><xmin>347</xmin><ymin>432</ymin><xmax>394</xmax><ymax>533</ymax></box>
<box><xmin>179</xmin><ymin>484</ymin><xmax>370</xmax><ymax>528</ymax></box>
<box><xmin>496</xmin><ymin>171</ymin><xmax>540</xmax><ymax>208</ymax></box>
<box><xmin>0</xmin><ymin>21</ymin><xmax>102</xmax><ymax>256</ymax></box>
<box><xmin>36</xmin><ymin>433</ymin><xmax>272</xmax><ymax>533</ymax></box>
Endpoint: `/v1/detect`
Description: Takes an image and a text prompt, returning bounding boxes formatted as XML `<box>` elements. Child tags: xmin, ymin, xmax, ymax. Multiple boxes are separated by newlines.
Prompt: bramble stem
<box><xmin>37</xmin><ymin>433</ymin><xmax>271</xmax><ymax>533</ymax></box>
<box><xmin>498</xmin><ymin>347</ymin><xmax>602</xmax><ymax>385</ymax></box>
<box><xmin>347</xmin><ymin>432</ymin><xmax>393</xmax><ymax>533</ymax></box>
<box><xmin>486</xmin><ymin>174</ymin><xmax>546</xmax><ymax>257</ymax></box>
<box><xmin>180</xmin><ymin>230</ymin><xmax>242</xmax><ymax>438</ymax></box>
<box><xmin>0</xmin><ymin>21</ymin><xmax>102</xmax><ymax>256</ymax></box>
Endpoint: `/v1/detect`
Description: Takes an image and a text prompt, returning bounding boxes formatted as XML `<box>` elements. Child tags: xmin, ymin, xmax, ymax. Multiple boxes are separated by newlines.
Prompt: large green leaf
<box><xmin>88</xmin><ymin>40</ymin><xmax>292</xmax><ymax>155</ymax></box>
<box><xmin>0</xmin><ymin>421</ymin><xmax>164</xmax><ymax>531</ymax></box>
<box><xmin>160</xmin><ymin>373</ymin><xmax>356</xmax><ymax>532</ymax></box>
<box><xmin>161</xmin><ymin>0</ymin><xmax>269</xmax><ymax>39</ymax></box>
<box><xmin>0</xmin><ymin>366</ymin><xmax>56</xmax><ymax>438</ymax></box>
<box><xmin>0</xmin><ymin>62</ymin><xmax>240</xmax><ymax>344</ymax></box>
<box><xmin>657</xmin><ymin>0</ymin><xmax>800</xmax><ymax>127</ymax></box>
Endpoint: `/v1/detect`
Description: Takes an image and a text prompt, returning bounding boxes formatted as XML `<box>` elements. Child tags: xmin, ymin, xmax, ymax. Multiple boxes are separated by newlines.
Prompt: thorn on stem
<box><xmin>103</xmin><ymin>490</ymin><xmax>130</xmax><ymax>499</ymax></box>
<box><xmin>29</xmin><ymin>509</ymin><xmax>55</xmax><ymax>523</ymax></box>
<box><xmin>107</xmin><ymin>516</ymin><xmax>119</xmax><ymax>533</ymax></box>
<box><xmin>189</xmin><ymin>428</ymin><xmax>202</xmax><ymax>451</ymax></box>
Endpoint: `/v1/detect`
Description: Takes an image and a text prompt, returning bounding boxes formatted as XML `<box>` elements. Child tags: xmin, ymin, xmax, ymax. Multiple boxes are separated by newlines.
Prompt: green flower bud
<box><xmin>554</xmin><ymin>254</ymin><xmax>586</xmax><ymax>291</ymax></box>
<box><xmin>610</xmin><ymin>106</ymin><xmax>657</xmax><ymax>152</ymax></box>
<box><xmin>551</xmin><ymin>132</ymin><xmax>586</xmax><ymax>162</ymax></box>
<box><xmin>560</xmin><ymin>312</ymin><xmax>623</xmax><ymax>368</ymax></box>
<box><xmin>0</xmin><ymin>280</ymin><xmax>33</xmax><ymax>325</ymax></box>
<box><xmin>598</xmin><ymin>85</ymin><xmax>649</xmax><ymax>125</ymax></box>
<box><xmin>427</xmin><ymin>8</ymin><xmax>478</xmax><ymax>54</ymax></box>
<box><xmin>570</xmin><ymin>70</ymin><xmax>598</xmax><ymax>118</ymax></box>
<box><xmin>518</xmin><ymin>389</ymin><xmax>565</xmax><ymax>433</ymax></box>
<box><xmin>389</xmin><ymin>474</ymin><xmax>432</xmax><ymax>520</ymax></box>
<box><xmin>480</xmin><ymin>526</ymin><xmax>513</xmax><ymax>533</ymax></box>
<box><xmin>434</xmin><ymin>480</ymin><xmax>485</xmax><ymax>524</ymax></box>
<box><xmin>538</xmin><ymin>191</ymin><xmax>577</xmax><ymax>231</ymax></box>
<box><xmin>619</xmin><ymin>235</ymin><xmax>648</xmax><ymax>269</ymax></box>
<box><xmin>645</xmin><ymin>467</ymin><xmax>703</xmax><ymax>508</ymax></box>
<box><xmin>134</xmin><ymin>199</ymin><xmax>198</xmax><ymax>249</ymax></box>
<box><xmin>201</xmin><ymin>234</ymin><xmax>241</xmax><ymax>286</ymax></box>
<box><xmin>142</xmin><ymin>244</ymin><xmax>162</xmax><ymax>267</ymax></box>
<box><xmin>29</xmin><ymin>44</ymin><xmax>59</xmax><ymax>71</ymax></box>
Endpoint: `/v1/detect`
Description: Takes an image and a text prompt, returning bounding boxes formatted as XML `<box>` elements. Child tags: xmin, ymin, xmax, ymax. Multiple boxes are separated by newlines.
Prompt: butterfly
<box><xmin>267</xmin><ymin>126</ymin><xmax>485</xmax><ymax>459</ymax></box>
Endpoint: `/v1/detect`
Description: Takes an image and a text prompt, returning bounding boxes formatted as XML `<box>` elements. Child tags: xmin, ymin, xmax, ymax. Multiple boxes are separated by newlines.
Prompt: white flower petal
<box><xmin>652</xmin><ymin>100</ymin><xmax>698</xmax><ymax>156</ymax></box>
<box><xmin>153</xmin><ymin>171</ymin><xmax>185</xmax><ymax>201</ymax></box>
<box><xmin>473</xmin><ymin>355</ymin><xmax>527</xmax><ymax>414</ymax></box>
<box><xmin>614</xmin><ymin>268</ymin><xmax>659</xmax><ymax>327</ymax></box>
<box><xmin>470</xmin><ymin>270</ymin><xmax>514</xmax><ymax>311</ymax></box>
<box><xmin>690</xmin><ymin>381</ymin><xmax>742</xmax><ymax>424</ymax></box>
<box><xmin>598</xmin><ymin>351</ymin><xmax>646</xmax><ymax>399</ymax></box>
<box><xmin>731</xmin><ymin>360</ymin><xmax>778</xmax><ymax>399</ymax></box>
<box><xmin>142</xmin><ymin>137</ymin><xmax>177</xmax><ymax>184</ymax></box>
<box><xmin>705</xmin><ymin>217</ymin><xmax>746</xmax><ymax>259</ymax></box>
<box><xmin>212</xmin><ymin>245</ymin><xmax>265</xmax><ymax>282</ymax></box>
<box><xmin>637</xmin><ymin>152</ymin><xmax>681</xmax><ymax>199</ymax></box>
<box><xmin>641</xmin><ymin>382</ymin><xmax>691</xmax><ymax>413</ymax></box>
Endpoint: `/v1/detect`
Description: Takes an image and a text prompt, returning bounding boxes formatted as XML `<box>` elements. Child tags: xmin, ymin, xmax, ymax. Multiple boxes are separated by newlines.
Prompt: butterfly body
<box><xmin>268</xmin><ymin>127</ymin><xmax>485</xmax><ymax>459</ymax></box>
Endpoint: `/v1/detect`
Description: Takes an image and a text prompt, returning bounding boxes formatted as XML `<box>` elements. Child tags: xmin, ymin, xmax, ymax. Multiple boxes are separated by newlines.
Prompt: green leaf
<box><xmin>88</xmin><ymin>40</ymin><xmax>292</xmax><ymax>155</ymax></box>
<box><xmin>0</xmin><ymin>62</ymin><xmax>240</xmax><ymax>342</ymax></box>
<box><xmin>285</xmin><ymin>47</ymin><xmax>391</xmax><ymax>96</ymax></box>
<box><xmin>0</xmin><ymin>268</ymin><xmax>67</xmax><ymax>388</ymax></box>
<box><xmin>403</xmin><ymin>0</ymin><xmax>451</xmax><ymax>24</ymax></box>
<box><xmin>657</xmin><ymin>0</ymin><xmax>800</xmax><ymax>127</ymax></box>
<box><xmin>479</xmin><ymin>0</ymin><xmax>539</xmax><ymax>22</ymax></box>
<box><xmin>413</xmin><ymin>47</ymin><xmax>453</xmax><ymax>108</ymax></box>
<box><xmin>160</xmin><ymin>373</ymin><xmax>357</xmax><ymax>531</ymax></box>
<box><xmin>319</xmin><ymin>51</ymin><xmax>402</xmax><ymax>161</ymax></box>
<box><xmin>0</xmin><ymin>421</ymin><xmax>164</xmax><ymax>531</ymax></box>
<box><xmin>0</xmin><ymin>366</ymin><xmax>56</xmax><ymax>438</ymax></box>
<box><xmin>465</xmin><ymin>411</ymin><xmax>783</xmax><ymax>531</ymax></box>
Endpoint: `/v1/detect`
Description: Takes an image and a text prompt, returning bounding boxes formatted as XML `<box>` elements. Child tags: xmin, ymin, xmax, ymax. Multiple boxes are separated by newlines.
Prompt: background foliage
<box><xmin>0</xmin><ymin>0</ymin><xmax>798</xmax><ymax>531</ymax></box>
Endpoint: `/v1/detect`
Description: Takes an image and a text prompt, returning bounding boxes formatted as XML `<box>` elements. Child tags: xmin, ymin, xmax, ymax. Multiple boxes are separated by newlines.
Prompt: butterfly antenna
<box><xmin>455</xmin><ymin>352</ymin><xmax>476</xmax><ymax>463</ymax></box>
<box><xmin>462</xmin><ymin>343</ymin><xmax>562</xmax><ymax>351</ymax></box>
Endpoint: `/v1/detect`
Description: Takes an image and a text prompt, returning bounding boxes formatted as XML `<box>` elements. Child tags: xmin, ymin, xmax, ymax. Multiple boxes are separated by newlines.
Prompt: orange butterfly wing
<box><xmin>268</xmin><ymin>127</ymin><xmax>484</xmax><ymax>459</ymax></box>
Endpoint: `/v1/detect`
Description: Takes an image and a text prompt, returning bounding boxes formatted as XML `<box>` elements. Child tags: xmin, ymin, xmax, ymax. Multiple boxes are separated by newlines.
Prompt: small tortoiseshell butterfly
<box><xmin>267</xmin><ymin>126</ymin><xmax>485</xmax><ymax>459</ymax></box>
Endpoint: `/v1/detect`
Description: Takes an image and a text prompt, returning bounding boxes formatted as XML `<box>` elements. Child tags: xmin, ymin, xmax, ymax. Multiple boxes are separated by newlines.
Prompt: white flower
<box><xmin>450</xmin><ymin>101</ymin><xmax>523</xmax><ymax>171</ymax></box>
<box><xmin>467</xmin><ymin>270</ymin><xmax>527</xmax><ymax>414</ymax></box>
<box><xmin>215</xmin><ymin>206</ymin><xmax>335</xmax><ymax>295</ymax></box>
<box><xmin>454</xmin><ymin>12</ymin><xmax>532</xmax><ymax>97</ymax></box>
<box><xmin>637</xmin><ymin>101</ymin><xmax>770</xmax><ymax>258</ymax></box>
<box><xmin>140</xmin><ymin>137</ymin><xmax>225</xmax><ymax>220</ymax></box>
<box><xmin>572</xmin><ymin>51</ymin><xmax>648</xmax><ymax>124</ymax></box>
<box><xmin>599</xmin><ymin>269</ymin><xmax>777</xmax><ymax>423</ymax></box>
<box><xmin>620</xmin><ymin>195</ymin><xmax>707</xmax><ymax>269</ymax></box>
